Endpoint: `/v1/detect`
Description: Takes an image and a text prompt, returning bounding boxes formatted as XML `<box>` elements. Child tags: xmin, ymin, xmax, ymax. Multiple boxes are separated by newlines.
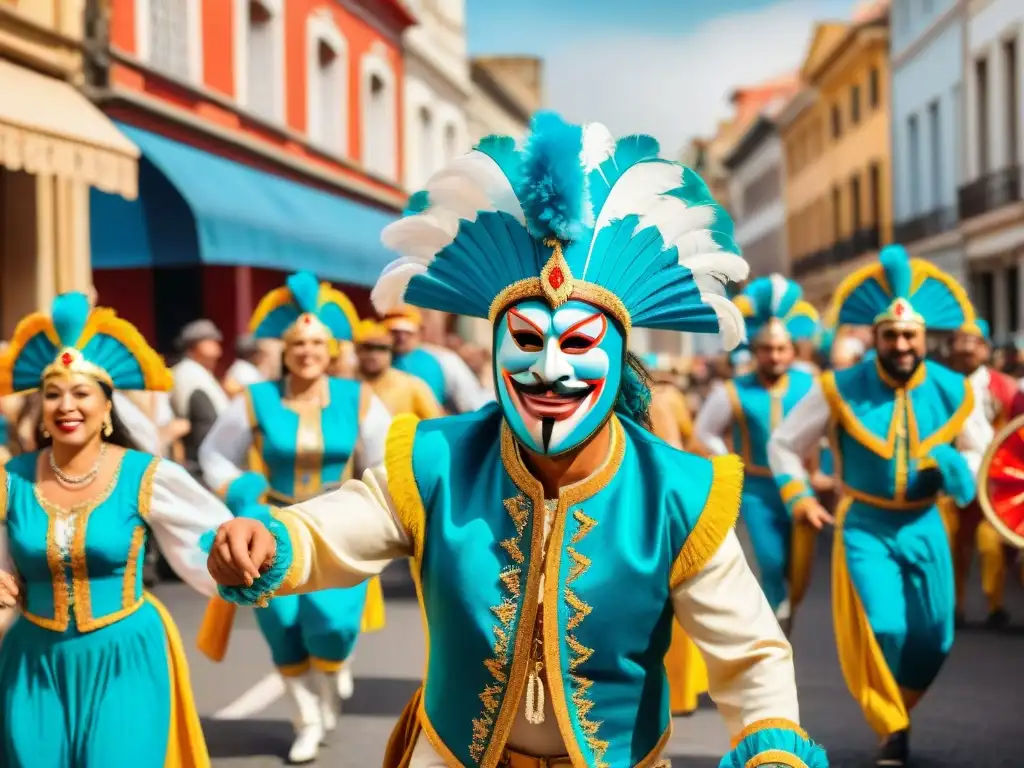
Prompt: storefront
<box><xmin>0</xmin><ymin>1</ymin><xmax>138</xmax><ymax>336</ymax></box>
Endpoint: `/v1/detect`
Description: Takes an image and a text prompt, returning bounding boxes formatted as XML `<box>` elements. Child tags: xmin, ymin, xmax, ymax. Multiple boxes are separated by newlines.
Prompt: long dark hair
<box><xmin>36</xmin><ymin>381</ymin><xmax>140</xmax><ymax>451</ymax></box>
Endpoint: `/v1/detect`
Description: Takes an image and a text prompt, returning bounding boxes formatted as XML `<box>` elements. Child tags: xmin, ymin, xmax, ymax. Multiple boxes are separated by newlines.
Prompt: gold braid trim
<box><xmin>383</xmin><ymin>414</ymin><xmax>426</xmax><ymax>563</ymax></box>
<box><xmin>488</xmin><ymin>278</ymin><xmax>632</xmax><ymax>335</ymax></box>
<box><xmin>0</xmin><ymin>465</ymin><xmax>7</xmax><ymax>523</ymax></box>
<box><xmin>669</xmin><ymin>455</ymin><xmax>744</xmax><ymax>590</ymax></box>
<box><xmin>732</xmin><ymin>718</ymin><xmax>808</xmax><ymax>748</ymax></box>
<box><xmin>745</xmin><ymin>750</ymin><xmax>809</xmax><ymax>768</ymax></box>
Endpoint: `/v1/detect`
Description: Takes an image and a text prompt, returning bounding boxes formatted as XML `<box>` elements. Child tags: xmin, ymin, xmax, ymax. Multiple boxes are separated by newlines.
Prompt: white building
<box><xmin>401</xmin><ymin>0</ymin><xmax>471</xmax><ymax>192</ymax></box>
<box><xmin>960</xmin><ymin>0</ymin><xmax>1024</xmax><ymax>344</ymax></box>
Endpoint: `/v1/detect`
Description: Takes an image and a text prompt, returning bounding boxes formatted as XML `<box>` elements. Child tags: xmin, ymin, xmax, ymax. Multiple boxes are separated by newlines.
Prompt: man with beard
<box><xmin>200</xmin><ymin>113</ymin><xmax>828</xmax><ymax>768</ymax></box>
<box><xmin>694</xmin><ymin>275</ymin><xmax>820</xmax><ymax>636</ymax></box>
<box><xmin>354</xmin><ymin>319</ymin><xmax>444</xmax><ymax>420</ymax></box>
<box><xmin>947</xmin><ymin>318</ymin><xmax>1019</xmax><ymax>629</ymax></box>
<box><xmin>769</xmin><ymin>246</ymin><xmax>987</xmax><ymax>767</ymax></box>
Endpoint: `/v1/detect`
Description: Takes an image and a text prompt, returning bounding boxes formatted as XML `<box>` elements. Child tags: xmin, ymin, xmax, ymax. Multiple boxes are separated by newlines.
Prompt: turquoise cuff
<box><xmin>199</xmin><ymin>516</ymin><xmax>294</xmax><ymax>607</ymax></box>
<box><xmin>776</xmin><ymin>473</ymin><xmax>813</xmax><ymax>516</ymax></box>
<box><xmin>224</xmin><ymin>472</ymin><xmax>269</xmax><ymax>516</ymax></box>
<box><xmin>926</xmin><ymin>444</ymin><xmax>976</xmax><ymax>507</ymax></box>
<box><xmin>720</xmin><ymin>727</ymin><xmax>829</xmax><ymax>767</ymax></box>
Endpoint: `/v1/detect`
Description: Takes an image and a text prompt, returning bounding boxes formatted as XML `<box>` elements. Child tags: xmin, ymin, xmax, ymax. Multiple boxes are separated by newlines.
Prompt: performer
<box><xmin>204</xmin><ymin>114</ymin><xmax>827</xmax><ymax>768</ymax></box>
<box><xmin>354</xmin><ymin>319</ymin><xmax>444</xmax><ymax>419</ymax></box>
<box><xmin>0</xmin><ymin>292</ymin><xmax>228</xmax><ymax>766</ymax></box>
<box><xmin>382</xmin><ymin>304</ymin><xmax>493</xmax><ymax>413</ymax></box>
<box><xmin>947</xmin><ymin>318</ymin><xmax>1018</xmax><ymax>628</ymax></box>
<box><xmin>768</xmin><ymin>246</ymin><xmax>986</xmax><ymax>767</ymax></box>
<box><xmin>694</xmin><ymin>275</ymin><xmax>820</xmax><ymax>633</ymax></box>
<box><xmin>197</xmin><ymin>272</ymin><xmax>391</xmax><ymax>764</ymax></box>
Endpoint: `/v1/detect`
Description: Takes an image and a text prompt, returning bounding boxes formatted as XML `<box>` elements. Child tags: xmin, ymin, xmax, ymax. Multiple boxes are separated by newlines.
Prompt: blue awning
<box><xmin>91</xmin><ymin>123</ymin><xmax>398</xmax><ymax>286</ymax></box>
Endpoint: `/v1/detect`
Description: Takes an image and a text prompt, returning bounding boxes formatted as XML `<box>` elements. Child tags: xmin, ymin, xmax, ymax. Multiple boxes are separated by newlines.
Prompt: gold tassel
<box><xmin>525</xmin><ymin>661</ymin><xmax>545</xmax><ymax>724</ymax></box>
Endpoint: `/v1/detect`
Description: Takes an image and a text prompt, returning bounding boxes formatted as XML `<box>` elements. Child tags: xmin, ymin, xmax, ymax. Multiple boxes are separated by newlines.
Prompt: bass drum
<box><xmin>978</xmin><ymin>412</ymin><xmax>1024</xmax><ymax>549</ymax></box>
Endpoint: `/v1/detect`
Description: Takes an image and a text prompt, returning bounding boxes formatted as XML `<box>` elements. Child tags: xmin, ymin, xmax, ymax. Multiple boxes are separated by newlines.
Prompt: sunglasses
<box><xmin>359</xmin><ymin>343</ymin><xmax>393</xmax><ymax>352</ymax></box>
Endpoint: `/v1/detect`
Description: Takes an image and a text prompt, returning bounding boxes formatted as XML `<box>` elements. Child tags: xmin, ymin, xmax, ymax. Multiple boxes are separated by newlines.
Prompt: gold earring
<box><xmin>103</xmin><ymin>415</ymin><xmax>113</xmax><ymax>438</ymax></box>
<box><xmin>41</xmin><ymin>428</ymin><xmax>50</xmax><ymax>438</ymax></box>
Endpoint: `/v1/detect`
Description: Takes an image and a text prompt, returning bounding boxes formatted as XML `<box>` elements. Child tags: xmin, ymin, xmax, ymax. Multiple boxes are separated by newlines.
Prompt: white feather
<box><xmin>580</xmin><ymin>123</ymin><xmax>615</xmax><ymax>171</ymax></box>
<box><xmin>371</xmin><ymin>262</ymin><xmax>426</xmax><ymax>315</ymax></box>
<box><xmin>703</xmin><ymin>294</ymin><xmax>746</xmax><ymax>351</ymax></box>
<box><xmin>426</xmin><ymin>172</ymin><xmax>495</xmax><ymax>220</ymax></box>
<box><xmin>679</xmin><ymin>252</ymin><xmax>750</xmax><ymax>294</ymax></box>
<box><xmin>381</xmin><ymin>216</ymin><xmax>455</xmax><ymax>262</ymax></box>
<box><xmin>439</xmin><ymin>151</ymin><xmax>526</xmax><ymax>223</ymax></box>
<box><xmin>769</xmin><ymin>273</ymin><xmax>789</xmax><ymax>314</ymax></box>
<box><xmin>634</xmin><ymin>197</ymin><xmax>715</xmax><ymax>245</ymax></box>
<box><xmin>591</xmin><ymin>162</ymin><xmax>685</xmax><ymax>235</ymax></box>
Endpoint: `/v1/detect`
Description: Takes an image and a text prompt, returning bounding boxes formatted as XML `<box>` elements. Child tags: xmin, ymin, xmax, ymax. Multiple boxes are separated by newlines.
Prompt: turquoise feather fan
<box><xmin>734</xmin><ymin>274</ymin><xmax>819</xmax><ymax>343</ymax></box>
<box><xmin>376</xmin><ymin>111</ymin><xmax>750</xmax><ymax>349</ymax></box>
<box><xmin>826</xmin><ymin>245</ymin><xmax>974</xmax><ymax>331</ymax></box>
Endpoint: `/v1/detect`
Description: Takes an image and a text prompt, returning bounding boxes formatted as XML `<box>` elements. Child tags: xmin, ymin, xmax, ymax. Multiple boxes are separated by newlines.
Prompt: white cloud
<box><xmin>543</xmin><ymin>0</ymin><xmax>858</xmax><ymax>153</ymax></box>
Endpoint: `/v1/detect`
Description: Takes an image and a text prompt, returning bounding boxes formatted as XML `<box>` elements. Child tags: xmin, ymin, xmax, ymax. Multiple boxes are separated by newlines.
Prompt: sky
<box><xmin>466</xmin><ymin>0</ymin><xmax>860</xmax><ymax>154</ymax></box>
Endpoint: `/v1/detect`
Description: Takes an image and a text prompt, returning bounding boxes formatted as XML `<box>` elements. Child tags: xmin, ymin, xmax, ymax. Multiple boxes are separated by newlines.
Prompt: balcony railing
<box><xmin>958</xmin><ymin>165</ymin><xmax>1022</xmax><ymax>220</ymax></box>
<box><xmin>791</xmin><ymin>225</ymin><xmax>882</xmax><ymax>279</ymax></box>
<box><xmin>892</xmin><ymin>207</ymin><xmax>958</xmax><ymax>244</ymax></box>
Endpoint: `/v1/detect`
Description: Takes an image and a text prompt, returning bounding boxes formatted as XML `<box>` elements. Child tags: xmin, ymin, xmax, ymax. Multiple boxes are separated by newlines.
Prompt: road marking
<box><xmin>213</xmin><ymin>673</ymin><xmax>285</xmax><ymax>720</ymax></box>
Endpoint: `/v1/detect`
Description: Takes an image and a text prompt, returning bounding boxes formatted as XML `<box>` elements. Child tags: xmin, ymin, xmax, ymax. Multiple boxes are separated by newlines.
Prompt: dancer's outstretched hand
<box><xmin>206</xmin><ymin>518</ymin><xmax>276</xmax><ymax>587</ymax></box>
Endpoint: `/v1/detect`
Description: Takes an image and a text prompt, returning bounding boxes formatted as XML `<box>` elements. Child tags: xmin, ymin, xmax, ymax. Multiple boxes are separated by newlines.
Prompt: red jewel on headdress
<box><xmin>303</xmin><ymin>315</ymin><xmax>312</xmax><ymax>325</ymax></box>
<box><xmin>61</xmin><ymin>352</ymin><xmax>73</xmax><ymax>366</ymax></box>
<box><xmin>547</xmin><ymin>266</ymin><xmax>565</xmax><ymax>289</ymax></box>
<box><xmin>894</xmin><ymin>302</ymin><xmax>905</xmax><ymax>318</ymax></box>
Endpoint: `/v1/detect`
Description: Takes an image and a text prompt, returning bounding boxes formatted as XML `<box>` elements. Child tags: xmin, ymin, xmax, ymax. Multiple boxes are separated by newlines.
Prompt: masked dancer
<box><xmin>694</xmin><ymin>275</ymin><xmax>820</xmax><ymax>634</ymax></box>
<box><xmin>0</xmin><ymin>292</ymin><xmax>229</xmax><ymax>766</ymax></box>
<box><xmin>197</xmin><ymin>272</ymin><xmax>391</xmax><ymax>764</ymax></box>
<box><xmin>204</xmin><ymin>113</ymin><xmax>828</xmax><ymax>768</ymax></box>
<box><xmin>768</xmin><ymin>246</ymin><xmax>987</xmax><ymax>767</ymax></box>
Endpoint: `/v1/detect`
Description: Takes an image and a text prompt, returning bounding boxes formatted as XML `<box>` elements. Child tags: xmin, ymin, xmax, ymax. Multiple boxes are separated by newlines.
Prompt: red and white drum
<box><xmin>978</xmin><ymin>413</ymin><xmax>1024</xmax><ymax>549</ymax></box>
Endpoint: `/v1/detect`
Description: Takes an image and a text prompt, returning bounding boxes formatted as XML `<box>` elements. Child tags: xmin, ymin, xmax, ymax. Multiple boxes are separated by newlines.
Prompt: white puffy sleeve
<box><xmin>147</xmin><ymin>459</ymin><xmax>233</xmax><ymax>597</ymax></box>
<box><xmin>113</xmin><ymin>391</ymin><xmax>161</xmax><ymax>456</ymax></box>
<box><xmin>353</xmin><ymin>394</ymin><xmax>392</xmax><ymax>474</ymax></box>
<box><xmin>198</xmin><ymin>395</ymin><xmax>253</xmax><ymax>492</ymax></box>
<box><xmin>693</xmin><ymin>383</ymin><xmax>733</xmax><ymax>456</ymax></box>
<box><xmin>671</xmin><ymin>531</ymin><xmax>799</xmax><ymax>736</ymax></box>
<box><xmin>959</xmin><ymin>378</ymin><xmax>994</xmax><ymax>475</ymax></box>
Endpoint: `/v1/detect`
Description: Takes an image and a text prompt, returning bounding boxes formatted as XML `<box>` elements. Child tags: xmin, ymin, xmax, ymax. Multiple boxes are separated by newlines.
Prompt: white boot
<box><xmin>338</xmin><ymin>663</ymin><xmax>354</xmax><ymax>701</ymax></box>
<box><xmin>316</xmin><ymin>670</ymin><xmax>340</xmax><ymax>732</ymax></box>
<box><xmin>284</xmin><ymin>674</ymin><xmax>324</xmax><ymax>764</ymax></box>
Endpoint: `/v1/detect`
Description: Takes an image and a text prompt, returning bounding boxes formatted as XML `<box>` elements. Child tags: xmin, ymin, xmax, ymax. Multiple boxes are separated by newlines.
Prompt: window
<box><xmin>362</xmin><ymin>58</ymin><xmax>397</xmax><ymax>179</ymax></box>
<box><xmin>418</xmin><ymin>107</ymin><xmax>435</xmax><ymax>186</ymax></box>
<box><xmin>850</xmin><ymin>84</ymin><xmax>861</xmax><ymax>125</ymax></box>
<box><xmin>976</xmin><ymin>56</ymin><xmax>990</xmax><ymax>174</ymax></box>
<box><xmin>850</xmin><ymin>173</ymin><xmax>863</xmax><ymax>231</ymax></box>
<box><xmin>306</xmin><ymin>15</ymin><xmax>347</xmax><ymax>155</ymax></box>
<box><xmin>241</xmin><ymin>0</ymin><xmax>284</xmax><ymax>122</ymax></box>
<box><xmin>443</xmin><ymin>124</ymin><xmax>458</xmax><ymax>163</ymax></box>
<box><xmin>831</xmin><ymin>104</ymin><xmax>842</xmax><ymax>140</ymax></box>
<box><xmin>1005</xmin><ymin>38</ymin><xmax>1019</xmax><ymax>166</ymax></box>
<box><xmin>832</xmin><ymin>186</ymin><xmax>842</xmax><ymax>240</ymax></box>
<box><xmin>908</xmin><ymin>114</ymin><xmax>922</xmax><ymax>215</ymax></box>
<box><xmin>869</xmin><ymin>162</ymin><xmax>882</xmax><ymax>226</ymax></box>
<box><xmin>928</xmin><ymin>100</ymin><xmax>942</xmax><ymax>209</ymax></box>
<box><xmin>869</xmin><ymin>67</ymin><xmax>880</xmax><ymax>109</ymax></box>
<box><xmin>139</xmin><ymin>0</ymin><xmax>201</xmax><ymax>81</ymax></box>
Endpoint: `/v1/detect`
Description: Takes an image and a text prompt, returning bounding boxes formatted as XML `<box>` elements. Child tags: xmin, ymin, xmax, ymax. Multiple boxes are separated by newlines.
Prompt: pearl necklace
<box><xmin>49</xmin><ymin>443</ymin><xmax>107</xmax><ymax>488</ymax></box>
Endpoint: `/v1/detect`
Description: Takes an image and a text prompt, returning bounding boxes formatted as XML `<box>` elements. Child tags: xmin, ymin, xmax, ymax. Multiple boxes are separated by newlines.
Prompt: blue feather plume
<box><xmin>474</xmin><ymin>134</ymin><xmax>523</xmax><ymax>188</ymax></box>
<box><xmin>517</xmin><ymin>112</ymin><xmax>586</xmax><ymax>242</ymax></box>
<box><xmin>880</xmin><ymin>245</ymin><xmax>912</xmax><ymax>299</ymax></box>
<box><xmin>588</xmin><ymin>134</ymin><xmax>660</xmax><ymax>219</ymax></box>
<box><xmin>404</xmin><ymin>190</ymin><xmax>430</xmax><ymax>215</ymax></box>
<box><xmin>51</xmin><ymin>293</ymin><xmax>91</xmax><ymax>348</ymax></box>
<box><xmin>285</xmin><ymin>271</ymin><xmax>322</xmax><ymax>314</ymax></box>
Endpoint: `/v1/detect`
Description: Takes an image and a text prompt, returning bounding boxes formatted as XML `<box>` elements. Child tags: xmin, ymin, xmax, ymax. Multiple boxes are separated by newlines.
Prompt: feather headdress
<box><xmin>249</xmin><ymin>271</ymin><xmax>359</xmax><ymax>344</ymax></box>
<box><xmin>733</xmin><ymin>274</ymin><xmax>819</xmax><ymax>344</ymax></box>
<box><xmin>825</xmin><ymin>245</ymin><xmax>974</xmax><ymax>330</ymax></box>
<box><xmin>374</xmin><ymin>112</ymin><xmax>750</xmax><ymax>349</ymax></box>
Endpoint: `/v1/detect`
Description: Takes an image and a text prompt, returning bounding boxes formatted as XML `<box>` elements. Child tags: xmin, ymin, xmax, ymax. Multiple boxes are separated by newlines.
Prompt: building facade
<box><xmin>783</xmin><ymin>7</ymin><xmax>893</xmax><ymax>308</ymax></box>
<box><xmin>722</xmin><ymin>78</ymin><xmax>799</xmax><ymax>279</ymax></box>
<box><xmin>890</xmin><ymin>0</ymin><xmax>965</xmax><ymax>281</ymax></box>
<box><xmin>960</xmin><ymin>0</ymin><xmax>1024</xmax><ymax>344</ymax></box>
<box><xmin>0</xmin><ymin>0</ymin><xmax>138</xmax><ymax>336</ymax></box>
<box><xmin>89</xmin><ymin>0</ymin><xmax>414</xmax><ymax>354</ymax></box>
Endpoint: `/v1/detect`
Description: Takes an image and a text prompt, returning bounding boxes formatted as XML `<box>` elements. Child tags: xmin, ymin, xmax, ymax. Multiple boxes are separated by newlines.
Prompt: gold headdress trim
<box><xmin>488</xmin><ymin>240</ymin><xmax>632</xmax><ymax>334</ymax></box>
<box><xmin>42</xmin><ymin>347</ymin><xmax>114</xmax><ymax>388</ymax></box>
<box><xmin>873</xmin><ymin>297</ymin><xmax>925</xmax><ymax>327</ymax></box>
<box><xmin>754</xmin><ymin>317</ymin><xmax>791</xmax><ymax>343</ymax></box>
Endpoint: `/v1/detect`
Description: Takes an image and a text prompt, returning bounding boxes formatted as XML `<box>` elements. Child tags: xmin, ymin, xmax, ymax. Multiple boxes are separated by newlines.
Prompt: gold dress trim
<box><xmin>0</xmin><ymin>465</ymin><xmax>8</xmax><ymax>523</ymax></box>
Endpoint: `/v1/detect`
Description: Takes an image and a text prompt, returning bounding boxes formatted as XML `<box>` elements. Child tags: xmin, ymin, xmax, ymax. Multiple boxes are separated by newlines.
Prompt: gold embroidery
<box><xmin>731</xmin><ymin>717</ymin><xmax>808</xmax><ymax>748</ymax></box>
<box><xmin>0</xmin><ymin>465</ymin><xmax>7</xmax><ymax>523</ymax></box>
<box><xmin>562</xmin><ymin>507</ymin><xmax>608</xmax><ymax>766</ymax></box>
<box><xmin>488</xmin><ymin>277</ymin><xmax>632</xmax><ymax>337</ymax></box>
<box><xmin>121</xmin><ymin>526</ymin><xmax>146</xmax><ymax>609</ymax></box>
<box><xmin>469</xmin><ymin>491</ymin><xmax>533</xmax><ymax>765</ymax></box>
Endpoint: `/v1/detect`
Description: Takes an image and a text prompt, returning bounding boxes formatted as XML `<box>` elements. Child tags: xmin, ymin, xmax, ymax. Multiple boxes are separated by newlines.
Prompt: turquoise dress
<box><xmin>724</xmin><ymin>369</ymin><xmax>814</xmax><ymax>611</ymax></box>
<box><xmin>244</xmin><ymin>377</ymin><xmax>371</xmax><ymax>672</ymax></box>
<box><xmin>0</xmin><ymin>450</ymin><xmax>205</xmax><ymax>767</ymax></box>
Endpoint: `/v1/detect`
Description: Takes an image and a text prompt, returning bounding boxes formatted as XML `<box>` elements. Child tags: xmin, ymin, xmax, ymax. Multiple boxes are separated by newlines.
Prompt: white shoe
<box><xmin>284</xmin><ymin>674</ymin><xmax>325</xmax><ymax>764</ymax></box>
<box><xmin>338</xmin><ymin>665</ymin><xmax>355</xmax><ymax>701</ymax></box>
<box><xmin>316</xmin><ymin>670</ymin><xmax>340</xmax><ymax>732</ymax></box>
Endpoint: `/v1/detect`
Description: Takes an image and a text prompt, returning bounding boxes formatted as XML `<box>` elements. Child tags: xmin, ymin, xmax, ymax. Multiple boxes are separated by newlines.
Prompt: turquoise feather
<box><xmin>405</xmin><ymin>190</ymin><xmax>430</xmax><ymax>215</ymax></box>
<box><xmin>285</xmin><ymin>271</ymin><xmax>322</xmax><ymax>314</ymax></box>
<box><xmin>517</xmin><ymin>112</ymin><xmax>586</xmax><ymax>242</ymax></box>
<box><xmin>587</xmin><ymin>134</ymin><xmax>661</xmax><ymax>219</ymax></box>
<box><xmin>50</xmin><ymin>292</ymin><xmax>91</xmax><ymax>348</ymax></box>
<box><xmin>880</xmin><ymin>245</ymin><xmax>912</xmax><ymax>299</ymax></box>
<box><xmin>474</xmin><ymin>134</ymin><xmax>522</xmax><ymax>188</ymax></box>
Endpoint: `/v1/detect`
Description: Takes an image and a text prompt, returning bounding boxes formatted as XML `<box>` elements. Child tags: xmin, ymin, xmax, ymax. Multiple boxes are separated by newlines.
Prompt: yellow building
<box><xmin>0</xmin><ymin>0</ymin><xmax>138</xmax><ymax>335</ymax></box>
<box><xmin>779</xmin><ymin>7</ymin><xmax>891</xmax><ymax>307</ymax></box>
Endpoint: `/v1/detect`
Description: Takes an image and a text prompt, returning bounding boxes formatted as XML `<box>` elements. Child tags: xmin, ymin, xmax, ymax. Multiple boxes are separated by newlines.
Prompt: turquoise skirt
<box><xmin>0</xmin><ymin>602</ymin><xmax>172</xmax><ymax>767</ymax></box>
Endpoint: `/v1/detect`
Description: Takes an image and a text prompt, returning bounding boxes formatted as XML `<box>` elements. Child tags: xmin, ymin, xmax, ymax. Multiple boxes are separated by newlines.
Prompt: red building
<box><xmin>90</xmin><ymin>0</ymin><xmax>415</xmax><ymax>356</ymax></box>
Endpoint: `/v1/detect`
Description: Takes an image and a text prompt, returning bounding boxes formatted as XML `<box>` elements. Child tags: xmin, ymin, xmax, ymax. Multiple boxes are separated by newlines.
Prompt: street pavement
<box><xmin>161</xmin><ymin>527</ymin><xmax>1024</xmax><ymax>768</ymax></box>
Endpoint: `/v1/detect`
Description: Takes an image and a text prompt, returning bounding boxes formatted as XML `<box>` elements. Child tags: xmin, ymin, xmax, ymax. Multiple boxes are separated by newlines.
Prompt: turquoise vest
<box><xmin>823</xmin><ymin>359</ymin><xmax>971</xmax><ymax>508</ymax></box>
<box><xmin>386</xmin><ymin>403</ymin><xmax>738</xmax><ymax>768</ymax></box>
<box><xmin>2</xmin><ymin>450</ymin><xmax>158</xmax><ymax>634</ymax></box>
<box><xmin>247</xmin><ymin>377</ymin><xmax>361</xmax><ymax>503</ymax></box>
<box><xmin>393</xmin><ymin>348</ymin><xmax>446</xmax><ymax>406</ymax></box>
<box><xmin>726</xmin><ymin>369</ymin><xmax>814</xmax><ymax>476</ymax></box>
